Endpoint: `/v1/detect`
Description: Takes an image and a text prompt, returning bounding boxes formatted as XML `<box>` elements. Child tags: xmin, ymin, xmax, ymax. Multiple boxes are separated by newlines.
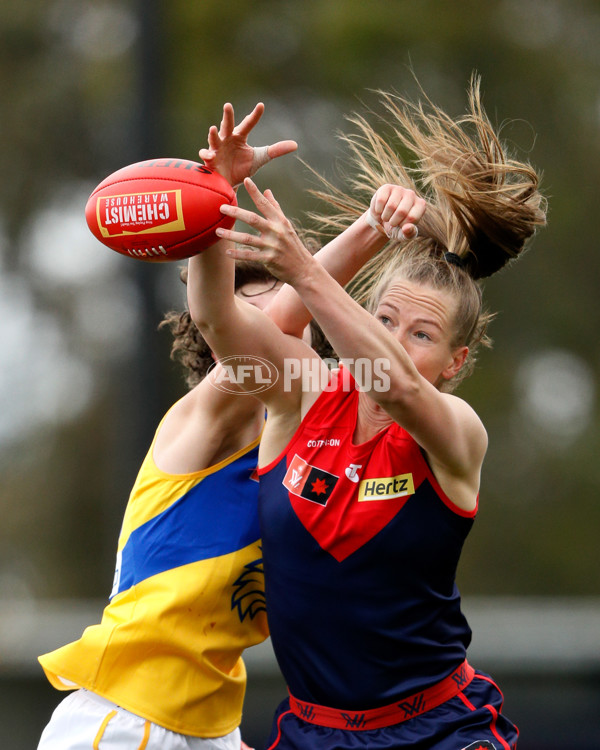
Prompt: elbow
<box><xmin>187</xmin><ymin>295</ymin><xmax>208</xmax><ymax>332</ymax></box>
<box><xmin>370</xmin><ymin>369</ymin><xmax>422</xmax><ymax>411</ymax></box>
<box><xmin>188</xmin><ymin>294</ymin><xmax>243</xmax><ymax>350</ymax></box>
<box><xmin>188</xmin><ymin>306</ymin><xmax>229</xmax><ymax>342</ymax></box>
<box><xmin>187</xmin><ymin>291</ymin><xmax>232</xmax><ymax>336</ymax></box>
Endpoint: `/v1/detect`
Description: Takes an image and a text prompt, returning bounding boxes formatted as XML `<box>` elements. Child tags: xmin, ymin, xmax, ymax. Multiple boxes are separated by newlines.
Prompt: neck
<box><xmin>355</xmin><ymin>392</ymin><xmax>393</xmax><ymax>443</ymax></box>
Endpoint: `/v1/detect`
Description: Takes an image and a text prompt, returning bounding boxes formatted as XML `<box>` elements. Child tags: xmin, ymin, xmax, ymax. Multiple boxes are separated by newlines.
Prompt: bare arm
<box><xmin>218</xmin><ymin>180</ymin><xmax>487</xmax><ymax>505</ymax></box>
<box><xmin>201</xmin><ymin>102</ymin><xmax>427</xmax><ymax>338</ymax></box>
<box><xmin>153</xmin><ymin>102</ymin><xmax>301</xmax><ymax>474</ymax></box>
<box><xmin>225</xmin><ymin>183</ymin><xmax>426</xmax><ymax>338</ymax></box>
<box><xmin>189</xmin><ymin>103</ymin><xmax>422</xmax><ymax>402</ymax></box>
<box><xmin>263</xmin><ymin>188</ymin><xmax>425</xmax><ymax>337</ymax></box>
<box><xmin>186</xmin><ymin>241</ymin><xmax>324</xmax><ymax>413</ymax></box>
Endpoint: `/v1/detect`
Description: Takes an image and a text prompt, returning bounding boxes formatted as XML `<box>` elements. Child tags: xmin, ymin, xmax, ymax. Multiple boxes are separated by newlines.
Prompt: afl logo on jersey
<box><xmin>357</xmin><ymin>473</ymin><xmax>415</xmax><ymax>502</ymax></box>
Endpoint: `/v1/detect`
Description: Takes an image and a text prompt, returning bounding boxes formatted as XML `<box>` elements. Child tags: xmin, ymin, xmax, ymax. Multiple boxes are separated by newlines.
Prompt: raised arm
<box><xmin>262</xmin><ymin>184</ymin><xmax>425</xmax><ymax>337</ymax></box>
<box><xmin>189</xmin><ymin>102</ymin><xmax>314</xmax><ymax>392</ymax></box>
<box><xmin>200</xmin><ymin>102</ymin><xmax>426</xmax><ymax>338</ymax></box>
<box><xmin>154</xmin><ymin>104</ymin><xmax>307</xmax><ymax>475</ymax></box>
<box><xmin>218</xmin><ymin>180</ymin><xmax>486</xmax><ymax>493</ymax></box>
<box><xmin>186</xmin><ymin>239</ymin><xmax>324</xmax><ymax>418</ymax></box>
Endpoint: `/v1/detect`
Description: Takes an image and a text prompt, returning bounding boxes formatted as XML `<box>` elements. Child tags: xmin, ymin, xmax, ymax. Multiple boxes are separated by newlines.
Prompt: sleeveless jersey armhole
<box><xmin>417</xmin><ymin>446</ymin><xmax>479</xmax><ymax>519</ymax></box>
<box><xmin>149</xmin><ymin>400</ymin><xmax>263</xmax><ymax>481</ymax></box>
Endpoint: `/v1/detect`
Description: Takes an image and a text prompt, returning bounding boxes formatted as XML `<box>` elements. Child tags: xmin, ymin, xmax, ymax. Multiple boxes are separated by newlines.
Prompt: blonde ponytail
<box><xmin>305</xmin><ymin>74</ymin><xmax>547</xmax><ymax>389</ymax></box>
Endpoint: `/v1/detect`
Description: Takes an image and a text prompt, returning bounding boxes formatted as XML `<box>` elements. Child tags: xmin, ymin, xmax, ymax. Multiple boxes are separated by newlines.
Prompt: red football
<box><xmin>85</xmin><ymin>158</ymin><xmax>237</xmax><ymax>261</ymax></box>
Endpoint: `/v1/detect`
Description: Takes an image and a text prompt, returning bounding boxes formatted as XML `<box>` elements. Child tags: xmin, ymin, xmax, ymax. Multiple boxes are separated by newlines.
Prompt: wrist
<box><xmin>290</xmin><ymin>254</ymin><xmax>327</xmax><ymax>296</ymax></box>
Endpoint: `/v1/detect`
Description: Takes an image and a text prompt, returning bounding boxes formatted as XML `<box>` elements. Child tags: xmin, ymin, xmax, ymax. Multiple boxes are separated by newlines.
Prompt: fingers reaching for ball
<box><xmin>199</xmin><ymin>103</ymin><xmax>297</xmax><ymax>188</ymax></box>
<box><xmin>216</xmin><ymin>179</ymin><xmax>312</xmax><ymax>285</ymax></box>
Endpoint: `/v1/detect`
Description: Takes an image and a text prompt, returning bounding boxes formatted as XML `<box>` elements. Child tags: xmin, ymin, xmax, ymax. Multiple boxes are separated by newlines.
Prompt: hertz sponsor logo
<box><xmin>358</xmin><ymin>473</ymin><xmax>414</xmax><ymax>502</ymax></box>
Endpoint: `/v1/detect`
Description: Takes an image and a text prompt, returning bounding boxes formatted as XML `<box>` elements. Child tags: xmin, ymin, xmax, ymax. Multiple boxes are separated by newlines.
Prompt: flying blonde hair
<box><xmin>305</xmin><ymin>74</ymin><xmax>547</xmax><ymax>389</ymax></box>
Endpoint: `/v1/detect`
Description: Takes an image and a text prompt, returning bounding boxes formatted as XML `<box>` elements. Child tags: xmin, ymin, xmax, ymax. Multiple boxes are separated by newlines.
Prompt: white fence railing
<box><xmin>1</xmin><ymin>596</ymin><xmax>599</xmax><ymax>677</ymax></box>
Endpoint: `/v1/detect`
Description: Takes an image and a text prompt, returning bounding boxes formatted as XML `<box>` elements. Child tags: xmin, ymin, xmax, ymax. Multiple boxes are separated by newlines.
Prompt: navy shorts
<box><xmin>264</xmin><ymin>670</ymin><xmax>518</xmax><ymax>750</ymax></box>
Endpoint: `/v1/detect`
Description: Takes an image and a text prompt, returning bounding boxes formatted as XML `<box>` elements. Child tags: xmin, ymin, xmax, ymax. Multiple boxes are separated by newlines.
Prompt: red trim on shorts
<box><xmin>459</xmin><ymin>674</ymin><xmax>514</xmax><ymax>750</ymax></box>
<box><xmin>457</xmin><ymin>690</ymin><xmax>476</xmax><ymax>710</ymax></box>
<box><xmin>476</xmin><ymin>671</ymin><xmax>505</xmax><ymax>702</ymax></box>
<box><xmin>484</xmin><ymin>702</ymin><xmax>511</xmax><ymax>750</ymax></box>
<box><xmin>288</xmin><ymin>660</ymin><xmax>474</xmax><ymax>731</ymax></box>
<box><xmin>265</xmin><ymin>709</ymin><xmax>294</xmax><ymax>750</ymax></box>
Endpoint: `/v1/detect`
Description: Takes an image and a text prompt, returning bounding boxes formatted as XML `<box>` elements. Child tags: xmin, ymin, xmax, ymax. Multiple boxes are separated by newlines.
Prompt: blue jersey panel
<box><xmin>115</xmin><ymin>446</ymin><xmax>260</xmax><ymax>596</ymax></box>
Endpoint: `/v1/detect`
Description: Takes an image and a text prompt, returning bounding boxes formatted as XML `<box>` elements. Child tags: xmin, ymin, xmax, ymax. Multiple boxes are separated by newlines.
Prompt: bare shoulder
<box><xmin>447</xmin><ymin>392</ymin><xmax>488</xmax><ymax>449</ymax></box>
<box><xmin>425</xmin><ymin>393</ymin><xmax>488</xmax><ymax>513</ymax></box>
<box><xmin>153</xmin><ymin>378</ymin><xmax>264</xmax><ymax>475</ymax></box>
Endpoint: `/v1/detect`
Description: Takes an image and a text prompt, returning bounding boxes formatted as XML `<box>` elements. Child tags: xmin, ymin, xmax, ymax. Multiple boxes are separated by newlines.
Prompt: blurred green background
<box><xmin>1</xmin><ymin>1</ymin><xmax>599</xmax><ymax>748</ymax></box>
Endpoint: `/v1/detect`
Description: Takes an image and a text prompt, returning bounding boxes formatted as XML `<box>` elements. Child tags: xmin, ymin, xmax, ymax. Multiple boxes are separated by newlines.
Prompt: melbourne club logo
<box><xmin>397</xmin><ymin>691</ymin><xmax>426</xmax><ymax>719</ymax></box>
<box><xmin>282</xmin><ymin>454</ymin><xmax>338</xmax><ymax>506</ymax></box>
<box><xmin>461</xmin><ymin>742</ymin><xmax>497</xmax><ymax>750</ymax></box>
<box><xmin>452</xmin><ymin>662</ymin><xmax>471</xmax><ymax>690</ymax></box>
<box><xmin>340</xmin><ymin>712</ymin><xmax>367</xmax><ymax>729</ymax></box>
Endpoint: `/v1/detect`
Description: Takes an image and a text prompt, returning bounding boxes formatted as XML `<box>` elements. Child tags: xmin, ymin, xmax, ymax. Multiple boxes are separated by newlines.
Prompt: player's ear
<box><xmin>442</xmin><ymin>346</ymin><xmax>468</xmax><ymax>381</ymax></box>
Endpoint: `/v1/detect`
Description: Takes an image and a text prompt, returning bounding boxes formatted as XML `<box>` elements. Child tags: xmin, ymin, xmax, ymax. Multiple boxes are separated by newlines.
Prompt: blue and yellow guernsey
<box><xmin>39</xmin><ymin>419</ymin><xmax>268</xmax><ymax>738</ymax></box>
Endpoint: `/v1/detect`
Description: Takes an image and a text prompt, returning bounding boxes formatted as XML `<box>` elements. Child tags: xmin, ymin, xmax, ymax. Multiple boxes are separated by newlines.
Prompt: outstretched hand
<box><xmin>215</xmin><ymin>178</ymin><xmax>312</xmax><ymax>285</ymax></box>
<box><xmin>199</xmin><ymin>102</ymin><xmax>298</xmax><ymax>187</ymax></box>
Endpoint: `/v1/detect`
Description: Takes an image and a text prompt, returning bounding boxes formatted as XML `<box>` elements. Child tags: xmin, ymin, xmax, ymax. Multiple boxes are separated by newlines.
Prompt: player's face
<box><xmin>374</xmin><ymin>278</ymin><xmax>467</xmax><ymax>387</ymax></box>
<box><xmin>236</xmin><ymin>278</ymin><xmax>283</xmax><ymax>310</ymax></box>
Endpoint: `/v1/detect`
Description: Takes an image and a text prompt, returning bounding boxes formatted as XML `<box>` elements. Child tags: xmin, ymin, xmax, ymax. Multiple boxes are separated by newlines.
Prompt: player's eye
<box><xmin>414</xmin><ymin>331</ymin><xmax>431</xmax><ymax>341</ymax></box>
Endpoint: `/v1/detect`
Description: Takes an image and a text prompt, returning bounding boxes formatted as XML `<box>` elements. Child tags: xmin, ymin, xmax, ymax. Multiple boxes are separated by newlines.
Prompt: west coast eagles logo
<box><xmin>231</xmin><ymin>555</ymin><xmax>266</xmax><ymax>622</ymax></box>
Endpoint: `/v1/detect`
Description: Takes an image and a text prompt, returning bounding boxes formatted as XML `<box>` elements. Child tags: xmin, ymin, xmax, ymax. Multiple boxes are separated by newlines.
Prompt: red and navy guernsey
<box><xmin>257</xmin><ymin>367</ymin><xmax>477</xmax><ymax>711</ymax></box>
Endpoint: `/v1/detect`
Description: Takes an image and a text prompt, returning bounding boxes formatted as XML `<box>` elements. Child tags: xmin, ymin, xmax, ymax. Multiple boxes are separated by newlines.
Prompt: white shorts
<box><xmin>37</xmin><ymin>689</ymin><xmax>242</xmax><ymax>750</ymax></box>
